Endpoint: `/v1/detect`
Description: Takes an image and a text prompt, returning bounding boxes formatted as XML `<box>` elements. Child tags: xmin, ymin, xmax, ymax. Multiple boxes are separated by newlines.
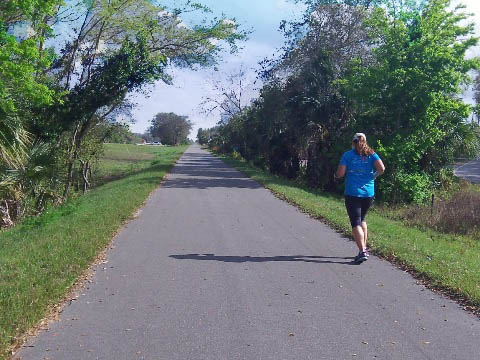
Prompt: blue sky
<box><xmin>129</xmin><ymin>0</ymin><xmax>304</xmax><ymax>137</ymax></box>
<box><xmin>130</xmin><ymin>0</ymin><xmax>480</xmax><ymax>138</ymax></box>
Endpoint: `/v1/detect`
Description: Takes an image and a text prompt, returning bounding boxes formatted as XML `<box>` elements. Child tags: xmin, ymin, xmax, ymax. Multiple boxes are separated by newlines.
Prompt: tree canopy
<box><xmin>0</xmin><ymin>0</ymin><xmax>246</xmax><ymax>226</ymax></box>
<box><xmin>205</xmin><ymin>0</ymin><xmax>480</xmax><ymax>203</ymax></box>
<box><xmin>149</xmin><ymin>112</ymin><xmax>192</xmax><ymax>146</ymax></box>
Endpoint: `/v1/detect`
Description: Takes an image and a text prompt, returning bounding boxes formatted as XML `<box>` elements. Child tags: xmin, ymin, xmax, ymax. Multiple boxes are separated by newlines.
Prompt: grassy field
<box><xmin>216</xmin><ymin>152</ymin><xmax>480</xmax><ymax>313</ymax></box>
<box><xmin>94</xmin><ymin>143</ymin><xmax>170</xmax><ymax>185</ymax></box>
<box><xmin>0</xmin><ymin>144</ymin><xmax>187</xmax><ymax>359</ymax></box>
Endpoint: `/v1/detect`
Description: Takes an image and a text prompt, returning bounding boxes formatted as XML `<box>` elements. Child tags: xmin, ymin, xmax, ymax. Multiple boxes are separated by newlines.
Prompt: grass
<box><xmin>0</xmin><ymin>144</ymin><xmax>187</xmax><ymax>359</ymax></box>
<box><xmin>215</xmin><ymin>152</ymin><xmax>480</xmax><ymax>312</ymax></box>
<box><xmin>94</xmin><ymin>143</ymin><xmax>169</xmax><ymax>185</ymax></box>
<box><xmin>383</xmin><ymin>185</ymin><xmax>480</xmax><ymax>240</ymax></box>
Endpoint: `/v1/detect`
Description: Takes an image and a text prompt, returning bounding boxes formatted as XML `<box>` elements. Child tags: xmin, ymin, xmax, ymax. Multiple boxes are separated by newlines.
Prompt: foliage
<box><xmin>206</xmin><ymin>0</ymin><xmax>480</xmax><ymax>203</ymax></box>
<box><xmin>0</xmin><ymin>144</ymin><xmax>187</xmax><ymax>359</ymax></box>
<box><xmin>393</xmin><ymin>185</ymin><xmax>480</xmax><ymax>239</ymax></box>
<box><xmin>200</xmin><ymin>66</ymin><xmax>251</xmax><ymax>123</ymax></box>
<box><xmin>342</xmin><ymin>0</ymin><xmax>479</xmax><ymax>202</ymax></box>
<box><xmin>0</xmin><ymin>141</ymin><xmax>62</xmax><ymax>226</ymax></box>
<box><xmin>0</xmin><ymin>0</ymin><xmax>61</xmax><ymax>168</ymax></box>
<box><xmin>0</xmin><ymin>0</ymin><xmax>246</xmax><ymax>228</ymax></box>
<box><xmin>149</xmin><ymin>112</ymin><xmax>192</xmax><ymax>145</ymax></box>
<box><xmin>103</xmin><ymin>124</ymin><xmax>142</xmax><ymax>144</ymax></box>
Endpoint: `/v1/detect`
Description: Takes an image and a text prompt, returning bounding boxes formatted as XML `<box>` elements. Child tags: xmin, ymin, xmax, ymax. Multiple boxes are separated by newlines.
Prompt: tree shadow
<box><xmin>93</xmin><ymin>163</ymin><xmax>175</xmax><ymax>188</ymax></box>
<box><xmin>169</xmin><ymin>253</ymin><xmax>357</xmax><ymax>265</ymax></box>
<box><xmin>162</xmin><ymin>156</ymin><xmax>263</xmax><ymax>189</ymax></box>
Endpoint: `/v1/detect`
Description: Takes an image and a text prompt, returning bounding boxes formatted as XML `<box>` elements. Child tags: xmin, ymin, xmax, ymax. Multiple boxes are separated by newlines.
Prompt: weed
<box><xmin>398</xmin><ymin>189</ymin><xmax>480</xmax><ymax>239</ymax></box>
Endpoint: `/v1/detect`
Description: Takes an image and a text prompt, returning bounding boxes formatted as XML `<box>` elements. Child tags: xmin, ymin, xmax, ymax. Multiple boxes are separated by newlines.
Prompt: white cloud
<box><xmin>221</xmin><ymin>19</ymin><xmax>236</xmax><ymax>26</ymax></box>
<box><xmin>274</xmin><ymin>0</ymin><xmax>299</xmax><ymax>12</ymax></box>
<box><xmin>130</xmin><ymin>40</ymin><xmax>276</xmax><ymax>139</ymax></box>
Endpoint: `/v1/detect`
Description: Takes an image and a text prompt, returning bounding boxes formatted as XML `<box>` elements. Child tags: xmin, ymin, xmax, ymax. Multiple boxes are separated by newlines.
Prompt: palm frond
<box><xmin>0</xmin><ymin>113</ymin><xmax>30</xmax><ymax>168</ymax></box>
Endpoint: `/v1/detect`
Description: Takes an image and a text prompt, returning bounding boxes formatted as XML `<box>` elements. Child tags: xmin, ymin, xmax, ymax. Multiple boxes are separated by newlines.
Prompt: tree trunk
<box><xmin>0</xmin><ymin>200</ymin><xmax>14</xmax><ymax>228</ymax></box>
<box><xmin>63</xmin><ymin>123</ymin><xmax>80</xmax><ymax>199</ymax></box>
<box><xmin>81</xmin><ymin>160</ymin><xmax>91</xmax><ymax>194</ymax></box>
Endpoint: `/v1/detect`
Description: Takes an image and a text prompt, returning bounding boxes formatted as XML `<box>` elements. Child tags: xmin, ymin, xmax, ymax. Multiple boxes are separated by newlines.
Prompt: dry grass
<box><xmin>391</xmin><ymin>188</ymin><xmax>480</xmax><ymax>240</ymax></box>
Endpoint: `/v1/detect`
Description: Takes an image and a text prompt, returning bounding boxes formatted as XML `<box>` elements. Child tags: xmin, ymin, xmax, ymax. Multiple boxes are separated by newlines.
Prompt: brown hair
<box><xmin>353</xmin><ymin>135</ymin><xmax>374</xmax><ymax>156</ymax></box>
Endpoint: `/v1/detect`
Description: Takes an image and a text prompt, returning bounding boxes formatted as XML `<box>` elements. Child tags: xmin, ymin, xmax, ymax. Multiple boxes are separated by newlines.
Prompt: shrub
<box><xmin>232</xmin><ymin>150</ymin><xmax>242</xmax><ymax>160</ymax></box>
<box><xmin>379</xmin><ymin>170</ymin><xmax>433</xmax><ymax>204</ymax></box>
<box><xmin>398</xmin><ymin>189</ymin><xmax>480</xmax><ymax>239</ymax></box>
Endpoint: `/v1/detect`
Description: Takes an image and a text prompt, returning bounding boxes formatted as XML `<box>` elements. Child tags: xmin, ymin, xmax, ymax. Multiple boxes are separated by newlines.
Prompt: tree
<box><xmin>57</xmin><ymin>35</ymin><xmax>168</xmax><ymax>198</ymax></box>
<box><xmin>0</xmin><ymin>0</ymin><xmax>247</xmax><ymax>226</ymax></box>
<box><xmin>473</xmin><ymin>70</ymin><xmax>480</xmax><ymax>125</ymax></box>
<box><xmin>36</xmin><ymin>0</ymin><xmax>246</xmax><ymax>199</ymax></box>
<box><xmin>0</xmin><ymin>0</ymin><xmax>61</xmax><ymax>167</ymax></box>
<box><xmin>197</xmin><ymin>128</ymin><xmax>208</xmax><ymax>144</ymax></box>
<box><xmin>342</xmin><ymin>0</ymin><xmax>479</xmax><ymax>202</ymax></box>
<box><xmin>103</xmin><ymin>124</ymin><xmax>142</xmax><ymax>144</ymax></box>
<box><xmin>150</xmin><ymin>112</ymin><xmax>192</xmax><ymax>145</ymax></box>
<box><xmin>207</xmin><ymin>0</ymin><xmax>479</xmax><ymax>203</ymax></box>
<box><xmin>0</xmin><ymin>0</ymin><xmax>65</xmax><ymax>225</ymax></box>
<box><xmin>200</xmin><ymin>66</ymin><xmax>251</xmax><ymax>123</ymax></box>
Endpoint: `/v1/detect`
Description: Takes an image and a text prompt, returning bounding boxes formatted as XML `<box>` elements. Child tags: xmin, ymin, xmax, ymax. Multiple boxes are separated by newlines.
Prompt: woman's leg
<box><xmin>345</xmin><ymin>196</ymin><xmax>366</xmax><ymax>252</ymax></box>
<box><xmin>361</xmin><ymin>221</ymin><xmax>368</xmax><ymax>249</ymax></box>
<box><xmin>352</xmin><ymin>225</ymin><xmax>366</xmax><ymax>252</ymax></box>
<box><xmin>360</xmin><ymin>197</ymin><xmax>374</xmax><ymax>250</ymax></box>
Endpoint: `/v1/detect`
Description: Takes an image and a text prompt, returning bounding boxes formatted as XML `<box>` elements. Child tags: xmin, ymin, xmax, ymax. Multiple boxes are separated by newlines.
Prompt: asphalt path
<box><xmin>454</xmin><ymin>158</ymin><xmax>480</xmax><ymax>184</ymax></box>
<box><xmin>14</xmin><ymin>145</ymin><xmax>480</xmax><ymax>360</ymax></box>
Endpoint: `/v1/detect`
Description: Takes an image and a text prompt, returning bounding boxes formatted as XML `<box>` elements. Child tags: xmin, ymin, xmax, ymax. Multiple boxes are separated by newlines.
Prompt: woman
<box><xmin>335</xmin><ymin>133</ymin><xmax>385</xmax><ymax>264</ymax></box>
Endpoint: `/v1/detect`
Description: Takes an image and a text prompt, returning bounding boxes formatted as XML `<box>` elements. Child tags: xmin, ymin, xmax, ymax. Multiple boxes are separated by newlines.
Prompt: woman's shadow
<box><xmin>169</xmin><ymin>253</ymin><xmax>357</xmax><ymax>265</ymax></box>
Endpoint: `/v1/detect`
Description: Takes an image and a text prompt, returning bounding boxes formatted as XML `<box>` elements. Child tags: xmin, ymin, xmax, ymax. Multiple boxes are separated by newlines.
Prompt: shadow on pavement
<box><xmin>162</xmin><ymin>151</ymin><xmax>262</xmax><ymax>189</ymax></box>
<box><xmin>162</xmin><ymin>177</ymin><xmax>261</xmax><ymax>189</ymax></box>
<box><xmin>169</xmin><ymin>253</ymin><xmax>356</xmax><ymax>265</ymax></box>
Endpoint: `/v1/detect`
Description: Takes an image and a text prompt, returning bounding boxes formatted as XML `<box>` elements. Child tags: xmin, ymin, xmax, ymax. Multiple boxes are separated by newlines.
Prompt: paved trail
<box><xmin>454</xmin><ymin>157</ymin><xmax>480</xmax><ymax>184</ymax></box>
<box><xmin>15</xmin><ymin>145</ymin><xmax>480</xmax><ymax>360</ymax></box>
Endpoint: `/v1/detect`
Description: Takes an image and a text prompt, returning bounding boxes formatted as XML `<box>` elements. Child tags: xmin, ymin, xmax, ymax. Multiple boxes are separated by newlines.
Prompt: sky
<box><xmin>129</xmin><ymin>0</ymin><xmax>304</xmax><ymax>137</ymax></box>
<box><xmin>129</xmin><ymin>0</ymin><xmax>480</xmax><ymax>138</ymax></box>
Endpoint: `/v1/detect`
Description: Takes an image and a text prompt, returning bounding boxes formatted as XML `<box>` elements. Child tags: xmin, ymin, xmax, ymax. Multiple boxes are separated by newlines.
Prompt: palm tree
<box><xmin>0</xmin><ymin>107</ymin><xmax>30</xmax><ymax>226</ymax></box>
<box><xmin>0</xmin><ymin>114</ymin><xmax>29</xmax><ymax>168</ymax></box>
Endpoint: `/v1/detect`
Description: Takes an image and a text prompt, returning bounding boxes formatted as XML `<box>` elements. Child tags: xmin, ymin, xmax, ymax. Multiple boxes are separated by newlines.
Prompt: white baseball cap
<box><xmin>353</xmin><ymin>133</ymin><xmax>366</xmax><ymax>142</ymax></box>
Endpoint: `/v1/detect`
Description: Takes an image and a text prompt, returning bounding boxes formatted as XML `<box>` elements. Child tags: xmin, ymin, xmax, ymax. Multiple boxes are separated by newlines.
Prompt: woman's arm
<box><xmin>335</xmin><ymin>165</ymin><xmax>346</xmax><ymax>179</ymax></box>
<box><xmin>373</xmin><ymin>159</ymin><xmax>385</xmax><ymax>179</ymax></box>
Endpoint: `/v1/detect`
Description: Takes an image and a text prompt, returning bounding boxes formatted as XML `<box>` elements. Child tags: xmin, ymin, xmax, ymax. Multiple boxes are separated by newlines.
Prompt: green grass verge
<box><xmin>94</xmin><ymin>143</ymin><xmax>170</xmax><ymax>185</ymax></box>
<box><xmin>0</xmin><ymin>144</ymin><xmax>187</xmax><ymax>359</ymax></box>
<box><xmin>216</xmin><ymin>152</ymin><xmax>480</xmax><ymax>311</ymax></box>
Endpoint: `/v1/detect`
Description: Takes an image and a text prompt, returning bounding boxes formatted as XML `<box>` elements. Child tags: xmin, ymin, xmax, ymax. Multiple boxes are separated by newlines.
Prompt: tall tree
<box><xmin>473</xmin><ymin>70</ymin><xmax>480</xmax><ymax>124</ymax></box>
<box><xmin>207</xmin><ymin>0</ymin><xmax>479</xmax><ymax>203</ymax></box>
<box><xmin>200</xmin><ymin>66</ymin><xmax>251</xmax><ymax>123</ymax></box>
<box><xmin>150</xmin><ymin>112</ymin><xmax>192</xmax><ymax>145</ymax></box>
<box><xmin>37</xmin><ymin>0</ymin><xmax>246</xmax><ymax>198</ymax></box>
<box><xmin>342</xmin><ymin>0</ymin><xmax>479</xmax><ymax>202</ymax></box>
<box><xmin>0</xmin><ymin>0</ymin><xmax>62</xmax><ymax>167</ymax></box>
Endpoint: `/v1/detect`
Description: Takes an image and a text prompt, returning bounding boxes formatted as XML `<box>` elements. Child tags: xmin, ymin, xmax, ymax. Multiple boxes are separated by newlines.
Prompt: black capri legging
<box><xmin>345</xmin><ymin>195</ymin><xmax>374</xmax><ymax>228</ymax></box>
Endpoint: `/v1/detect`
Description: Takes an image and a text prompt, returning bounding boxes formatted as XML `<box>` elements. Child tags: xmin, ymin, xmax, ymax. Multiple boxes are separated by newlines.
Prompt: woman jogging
<box><xmin>335</xmin><ymin>133</ymin><xmax>385</xmax><ymax>264</ymax></box>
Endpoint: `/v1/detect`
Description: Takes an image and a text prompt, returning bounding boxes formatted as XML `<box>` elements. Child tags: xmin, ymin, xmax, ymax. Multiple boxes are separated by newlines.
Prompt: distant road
<box><xmin>14</xmin><ymin>145</ymin><xmax>480</xmax><ymax>360</ymax></box>
<box><xmin>454</xmin><ymin>158</ymin><xmax>480</xmax><ymax>184</ymax></box>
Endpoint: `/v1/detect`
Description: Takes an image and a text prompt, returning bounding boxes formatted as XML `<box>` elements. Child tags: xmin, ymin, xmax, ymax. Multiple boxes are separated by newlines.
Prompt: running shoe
<box><xmin>353</xmin><ymin>251</ymin><xmax>368</xmax><ymax>264</ymax></box>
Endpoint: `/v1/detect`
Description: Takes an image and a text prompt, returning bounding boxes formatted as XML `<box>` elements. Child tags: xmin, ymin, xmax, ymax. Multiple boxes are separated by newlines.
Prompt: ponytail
<box><xmin>353</xmin><ymin>136</ymin><xmax>374</xmax><ymax>156</ymax></box>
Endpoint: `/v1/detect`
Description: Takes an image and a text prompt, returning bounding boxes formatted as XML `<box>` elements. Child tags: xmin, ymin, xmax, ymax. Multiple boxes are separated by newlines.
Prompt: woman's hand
<box><xmin>373</xmin><ymin>159</ymin><xmax>385</xmax><ymax>179</ymax></box>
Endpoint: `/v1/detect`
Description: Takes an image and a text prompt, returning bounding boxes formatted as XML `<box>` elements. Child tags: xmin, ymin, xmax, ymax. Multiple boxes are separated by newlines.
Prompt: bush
<box><xmin>232</xmin><ymin>149</ymin><xmax>242</xmax><ymax>160</ymax></box>
<box><xmin>380</xmin><ymin>170</ymin><xmax>433</xmax><ymax>204</ymax></box>
<box><xmin>398</xmin><ymin>189</ymin><xmax>480</xmax><ymax>239</ymax></box>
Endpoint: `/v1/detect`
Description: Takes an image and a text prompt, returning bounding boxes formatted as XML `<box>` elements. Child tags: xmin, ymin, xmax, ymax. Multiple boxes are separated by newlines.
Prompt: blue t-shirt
<box><xmin>340</xmin><ymin>150</ymin><xmax>380</xmax><ymax>197</ymax></box>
